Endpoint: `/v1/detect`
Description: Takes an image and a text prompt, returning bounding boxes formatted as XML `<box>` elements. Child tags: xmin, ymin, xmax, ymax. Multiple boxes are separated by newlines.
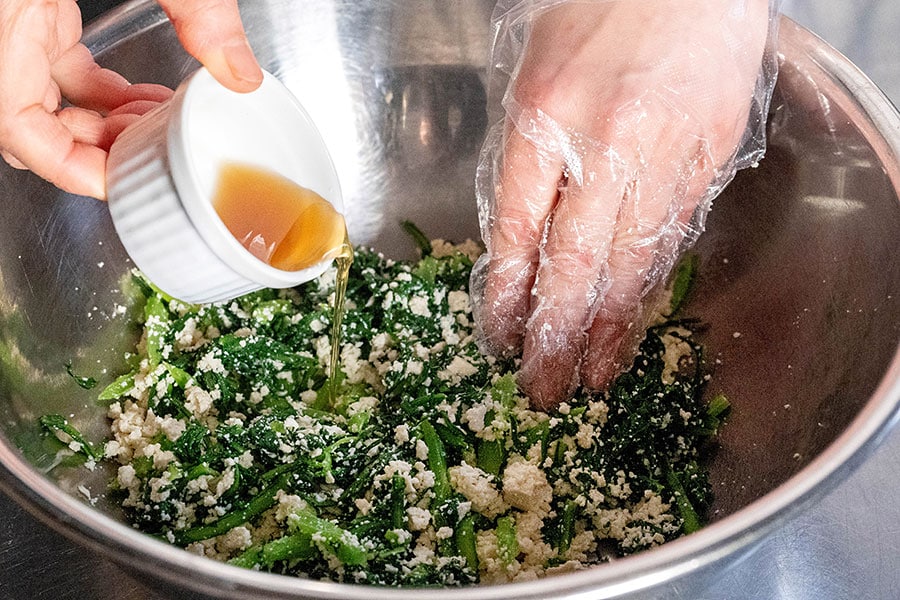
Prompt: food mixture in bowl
<box><xmin>44</xmin><ymin>231</ymin><xmax>726</xmax><ymax>586</ymax></box>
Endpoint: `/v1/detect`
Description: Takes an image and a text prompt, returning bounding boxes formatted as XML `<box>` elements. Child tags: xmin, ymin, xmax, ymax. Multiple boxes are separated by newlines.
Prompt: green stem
<box><xmin>476</xmin><ymin>438</ymin><xmax>505</xmax><ymax>477</ymax></box>
<box><xmin>496</xmin><ymin>515</ymin><xmax>518</xmax><ymax>566</ymax></box>
<box><xmin>456</xmin><ymin>514</ymin><xmax>478</xmax><ymax>571</ymax></box>
<box><xmin>401</xmin><ymin>220</ymin><xmax>433</xmax><ymax>255</ymax></box>
<box><xmin>390</xmin><ymin>473</ymin><xmax>406</xmax><ymax>530</ymax></box>
<box><xmin>228</xmin><ymin>532</ymin><xmax>315</xmax><ymax>569</ymax></box>
<box><xmin>557</xmin><ymin>500</ymin><xmax>577</xmax><ymax>555</ymax></box>
<box><xmin>289</xmin><ymin>509</ymin><xmax>367</xmax><ymax>565</ymax></box>
<box><xmin>667</xmin><ymin>471</ymin><xmax>702</xmax><ymax>534</ymax></box>
<box><xmin>419</xmin><ymin>420</ymin><xmax>450</xmax><ymax>503</ymax></box>
<box><xmin>174</xmin><ymin>475</ymin><xmax>287</xmax><ymax>545</ymax></box>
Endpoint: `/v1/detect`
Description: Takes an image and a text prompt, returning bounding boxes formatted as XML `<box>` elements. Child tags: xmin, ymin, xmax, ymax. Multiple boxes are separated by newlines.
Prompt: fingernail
<box><xmin>223</xmin><ymin>38</ymin><xmax>263</xmax><ymax>87</ymax></box>
<box><xmin>520</xmin><ymin>344</ymin><xmax>581</xmax><ymax>411</ymax></box>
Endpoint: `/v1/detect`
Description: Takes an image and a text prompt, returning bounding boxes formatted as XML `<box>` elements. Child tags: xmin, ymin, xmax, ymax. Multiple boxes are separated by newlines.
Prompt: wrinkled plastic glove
<box><xmin>0</xmin><ymin>0</ymin><xmax>262</xmax><ymax>200</ymax></box>
<box><xmin>471</xmin><ymin>0</ymin><xmax>779</xmax><ymax>410</ymax></box>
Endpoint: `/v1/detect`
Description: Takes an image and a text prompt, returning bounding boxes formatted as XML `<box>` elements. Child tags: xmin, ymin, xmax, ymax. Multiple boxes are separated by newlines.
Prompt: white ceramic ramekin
<box><xmin>106</xmin><ymin>67</ymin><xmax>343</xmax><ymax>304</ymax></box>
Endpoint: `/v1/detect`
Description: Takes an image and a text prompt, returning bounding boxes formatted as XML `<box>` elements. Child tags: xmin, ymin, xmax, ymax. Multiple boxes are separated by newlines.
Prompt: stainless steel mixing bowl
<box><xmin>0</xmin><ymin>2</ymin><xmax>898</xmax><ymax>599</ymax></box>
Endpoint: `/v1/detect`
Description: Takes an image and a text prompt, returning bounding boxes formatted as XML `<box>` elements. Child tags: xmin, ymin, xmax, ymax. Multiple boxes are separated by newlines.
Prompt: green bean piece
<box><xmin>419</xmin><ymin>420</ymin><xmax>450</xmax><ymax>503</ymax></box>
<box><xmin>476</xmin><ymin>438</ymin><xmax>505</xmax><ymax>477</ymax></box>
<box><xmin>143</xmin><ymin>294</ymin><xmax>170</xmax><ymax>368</ymax></box>
<box><xmin>228</xmin><ymin>532</ymin><xmax>315</xmax><ymax>569</ymax></box>
<box><xmin>667</xmin><ymin>471</ymin><xmax>702</xmax><ymax>534</ymax></box>
<box><xmin>456</xmin><ymin>514</ymin><xmax>478</xmax><ymax>571</ymax></box>
<box><xmin>557</xmin><ymin>500</ymin><xmax>578</xmax><ymax>555</ymax></box>
<box><xmin>495</xmin><ymin>515</ymin><xmax>518</xmax><ymax>566</ymax></box>
<box><xmin>174</xmin><ymin>475</ymin><xmax>287</xmax><ymax>545</ymax></box>
<box><xmin>96</xmin><ymin>372</ymin><xmax>135</xmax><ymax>402</ymax></box>
<box><xmin>289</xmin><ymin>508</ymin><xmax>368</xmax><ymax>566</ymax></box>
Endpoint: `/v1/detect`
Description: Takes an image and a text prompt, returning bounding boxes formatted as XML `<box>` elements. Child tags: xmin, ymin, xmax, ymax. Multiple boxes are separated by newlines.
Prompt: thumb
<box><xmin>157</xmin><ymin>0</ymin><xmax>263</xmax><ymax>92</ymax></box>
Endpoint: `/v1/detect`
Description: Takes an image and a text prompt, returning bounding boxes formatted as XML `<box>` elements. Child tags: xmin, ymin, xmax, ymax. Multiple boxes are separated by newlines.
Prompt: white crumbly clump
<box><xmin>355</xmin><ymin>497</ymin><xmax>373</xmax><ymax>516</ymax></box>
<box><xmin>407</xmin><ymin>506</ymin><xmax>431</xmax><ymax>531</ymax></box>
<box><xmin>275</xmin><ymin>491</ymin><xmax>309</xmax><ymax>522</ymax></box>
<box><xmin>394</xmin><ymin>423</ymin><xmax>410</xmax><ymax>445</ymax></box>
<box><xmin>430</xmin><ymin>239</ymin><xmax>482</xmax><ymax>261</ymax></box>
<box><xmin>514</xmin><ymin>511</ymin><xmax>555</xmax><ymax>576</ymax></box>
<box><xmin>415</xmin><ymin>438</ymin><xmax>429</xmax><ymax>461</ymax></box>
<box><xmin>196</xmin><ymin>352</ymin><xmax>226</xmax><ymax>375</ymax></box>
<box><xmin>501</xmin><ymin>458</ymin><xmax>552</xmax><ymax>517</ymax></box>
<box><xmin>564</xmin><ymin>527</ymin><xmax>597</xmax><ymax>563</ymax></box>
<box><xmin>314</xmin><ymin>335</ymin><xmax>332</xmax><ymax>367</ymax></box>
<box><xmin>592</xmin><ymin>489</ymin><xmax>679</xmax><ymax>550</ymax></box>
<box><xmin>660</xmin><ymin>326</ymin><xmax>694</xmax><ymax>385</ymax></box>
<box><xmin>347</xmin><ymin>395</ymin><xmax>378</xmax><ymax>416</ymax></box>
<box><xmin>448</xmin><ymin>462</ymin><xmax>508</xmax><ymax>518</ymax></box>
<box><xmin>461</xmin><ymin>402</ymin><xmax>488</xmax><ymax>434</ymax></box>
<box><xmin>107</xmin><ymin>401</ymin><xmax>185</xmax><ymax>463</ymax></box>
<box><xmin>586</xmin><ymin>399</ymin><xmax>609</xmax><ymax>423</ymax></box>
<box><xmin>447</xmin><ymin>290</ymin><xmax>470</xmax><ymax>314</ymax></box>
<box><xmin>174</xmin><ymin>317</ymin><xmax>206</xmax><ymax>351</ymax></box>
<box><xmin>342</xmin><ymin>343</ymin><xmax>380</xmax><ymax>387</ymax></box>
<box><xmin>374</xmin><ymin>460</ymin><xmax>435</xmax><ymax>502</ymax></box>
<box><xmin>185</xmin><ymin>385</ymin><xmax>215</xmax><ymax>419</ymax></box>
<box><xmin>475</xmin><ymin>529</ymin><xmax>509</xmax><ymax>583</ymax></box>
<box><xmin>408</xmin><ymin>294</ymin><xmax>432</xmax><ymax>317</ymax></box>
<box><xmin>218</xmin><ymin>526</ymin><xmax>253</xmax><ymax>553</ymax></box>
<box><xmin>437</xmin><ymin>356</ymin><xmax>479</xmax><ymax>385</ymax></box>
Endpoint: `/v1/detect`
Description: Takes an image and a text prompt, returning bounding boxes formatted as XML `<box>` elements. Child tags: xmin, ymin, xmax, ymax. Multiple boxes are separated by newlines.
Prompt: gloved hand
<box><xmin>471</xmin><ymin>0</ymin><xmax>778</xmax><ymax>410</ymax></box>
<box><xmin>0</xmin><ymin>0</ymin><xmax>262</xmax><ymax>199</ymax></box>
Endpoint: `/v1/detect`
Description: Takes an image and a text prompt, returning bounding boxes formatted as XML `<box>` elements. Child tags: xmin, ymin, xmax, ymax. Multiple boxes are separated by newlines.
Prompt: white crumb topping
<box><xmin>502</xmin><ymin>459</ymin><xmax>552</xmax><ymax>517</ymax></box>
<box><xmin>448</xmin><ymin>462</ymin><xmax>508</xmax><ymax>518</ymax></box>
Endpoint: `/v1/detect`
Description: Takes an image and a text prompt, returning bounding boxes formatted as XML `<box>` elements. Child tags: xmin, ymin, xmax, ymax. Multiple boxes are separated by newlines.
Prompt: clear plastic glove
<box><xmin>0</xmin><ymin>0</ymin><xmax>262</xmax><ymax>199</ymax></box>
<box><xmin>471</xmin><ymin>0</ymin><xmax>779</xmax><ymax>410</ymax></box>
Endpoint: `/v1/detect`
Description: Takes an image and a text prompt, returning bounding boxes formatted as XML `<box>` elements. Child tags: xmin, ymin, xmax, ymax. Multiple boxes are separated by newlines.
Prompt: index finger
<box><xmin>480</xmin><ymin>125</ymin><xmax>563</xmax><ymax>354</ymax></box>
<box><xmin>157</xmin><ymin>0</ymin><xmax>263</xmax><ymax>93</ymax></box>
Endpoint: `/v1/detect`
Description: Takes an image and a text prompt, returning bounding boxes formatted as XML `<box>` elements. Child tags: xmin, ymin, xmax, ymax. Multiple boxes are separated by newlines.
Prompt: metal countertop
<box><xmin>2</xmin><ymin>1</ymin><xmax>899</xmax><ymax>598</ymax></box>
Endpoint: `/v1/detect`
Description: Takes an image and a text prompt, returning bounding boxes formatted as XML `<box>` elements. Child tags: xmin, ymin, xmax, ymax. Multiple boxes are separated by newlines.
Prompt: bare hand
<box><xmin>0</xmin><ymin>0</ymin><xmax>262</xmax><ymax>199</ymax></box>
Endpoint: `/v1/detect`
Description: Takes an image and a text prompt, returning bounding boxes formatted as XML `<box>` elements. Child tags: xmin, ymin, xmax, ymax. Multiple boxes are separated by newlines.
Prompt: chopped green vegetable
<box><xmin>401</xmin><ymin>220</ymin><xmax>433</xmax><ymax>256</ymax></box>
<box><xmin>667</xmin><ymin>470</ymin><xmax>702</xmax><ymax>534</ymax></box>
<box><xmin>669</xmin><ymin>253</ymin><xmax>700</xmax><ymax>314</ymax></box>
<box><xmin>456</xmin><ymin>514</ymin><xmax>478</xmax><ymax>571</ymax></box>
<box><xmin>97</xmin><ymin>372</ymin><xmax>135</xmax><ymax>402</ymax></box>
<box><xmin>419</xmin><ymin>420</ymin><xmax>450</xmax><ymax>504</ymax></box>
<box><xmin>143</xmin><ymin>294</ymin><xmax>170</xmax><ymax>368</ymax></box>
<box><xmin>229</xmin><ymin>531</ymin><xmax>315</xmax><ymax>569</ymax></box>
<box><xmin>65</xmin><ymin>362</ymin><xmax>97</xmax><ymax>390</ymax></box>
<box><xmin>61</xmin><ymin>234</ymin><xmax>724</xmax><ymax>586</ymax></box>
<box><xmin>289</xmin><ymin>506</ymin><xmax>368</xmax><ymax>566</ymax></box>
<box><xmin>495</xmin><ymin>515</ymin><xmax>518</xmax><ymax>566</ymax></box>
<box><xmin>476</xmin><ymin>438</ymin><xmax>504</xmax><ymax>477</ymax></box>
<box><xmin>39</xmin><ymin>414</ymin><xmax>103</xmax><ymax>462</ymax></box>
<box><xmin>556</xmin><ymin>500</ymin><xmax>578</xmax><ymax>555</ymax></box>
<box><xmin>701</xmin><ymin>393</ymin><xmax>732</xmax><ymax>435</ymax></box>
<box><xmin>708</xmin><ymin>393</ymin><xmax>731</xmax><ymax>418</ymax></box>
<box><xmin>174</xmin><ymin>474</ymin><xmax>288</xmax><ymax>545</ymax></box>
